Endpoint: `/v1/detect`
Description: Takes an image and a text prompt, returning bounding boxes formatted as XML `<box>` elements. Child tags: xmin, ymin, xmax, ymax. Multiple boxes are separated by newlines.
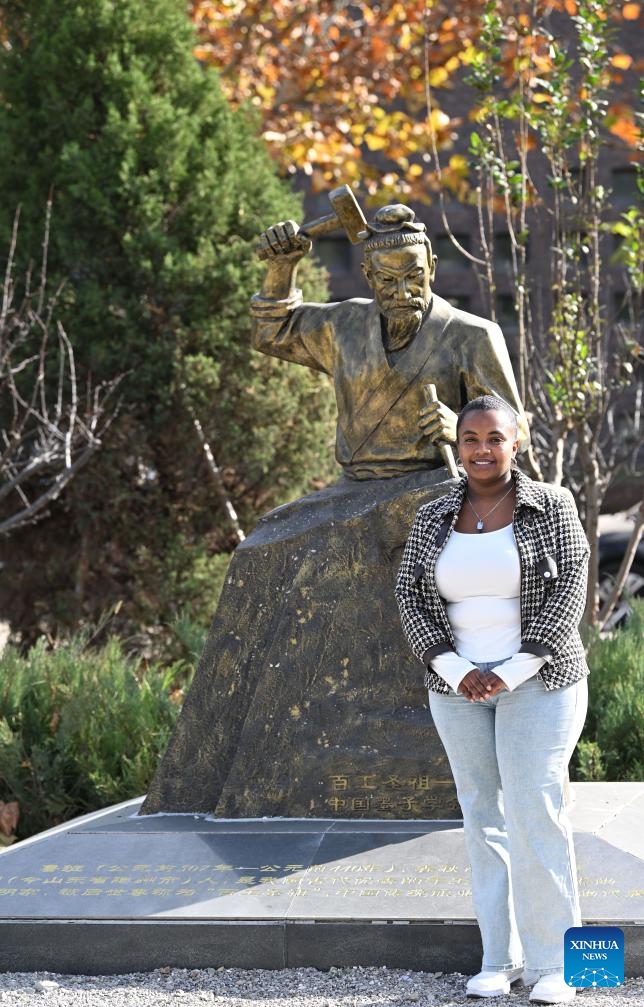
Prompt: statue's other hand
<box><xmin>419</xmin><ymin>399</ymin><xmax>457</xmax><ymax>444</ymax></box>
<box><xmin>257</xmin><ymin>220</ymin><xmax>312</xmax><ymax>261</ymax></box>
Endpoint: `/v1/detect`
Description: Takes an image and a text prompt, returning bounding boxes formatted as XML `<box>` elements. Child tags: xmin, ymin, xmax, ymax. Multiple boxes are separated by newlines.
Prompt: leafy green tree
<box><xmin>0</xmin><ymin>0</ymin><xmax>334</xmax><ymax>641</ymax></box>
<box><xmin>436</xmin><ymin>0</ymin><xmax>642</xmax><ymax>623</ymax></box>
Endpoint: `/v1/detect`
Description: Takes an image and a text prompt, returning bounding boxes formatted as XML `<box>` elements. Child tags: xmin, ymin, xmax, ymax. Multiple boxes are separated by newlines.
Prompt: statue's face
<box><xmin>362</xmin><ymin>244</ymin><xmax>436</xmax><ymax>349</ymax></box>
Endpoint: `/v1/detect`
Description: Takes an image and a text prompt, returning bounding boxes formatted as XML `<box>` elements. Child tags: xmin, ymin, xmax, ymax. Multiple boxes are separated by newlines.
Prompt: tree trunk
<box><xmin>576</xmin><ymin>424</ymin><xmax>602</xmax><ymax>625</ymax></box>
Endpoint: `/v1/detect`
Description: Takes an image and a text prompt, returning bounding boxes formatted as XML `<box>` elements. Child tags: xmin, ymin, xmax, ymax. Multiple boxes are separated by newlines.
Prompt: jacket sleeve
<box><xmin>250</xmin><ymin>300</ymin><xmax>336</xmax><ymax>375</ymax></box>
<box><xmin>519</xmin><ymin>491</ymin><xmax>590</xmax><ymax>661</ymax></box>
<box><xmin>395</xmin><ymin>509</ymin><xmax>455</xmax><ymax>666</ymax></box>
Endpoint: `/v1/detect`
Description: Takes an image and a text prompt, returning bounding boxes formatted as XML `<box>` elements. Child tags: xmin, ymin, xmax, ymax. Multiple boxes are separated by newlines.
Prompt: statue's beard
<box><xmin>382</xmin><ymin>304</ymin><xmax>426</xmax><ymax>351</ymax></box>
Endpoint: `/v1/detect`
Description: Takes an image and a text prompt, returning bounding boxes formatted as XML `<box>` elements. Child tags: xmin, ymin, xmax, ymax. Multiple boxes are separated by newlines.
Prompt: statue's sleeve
<box><xmin>463</xmin><ymin>321</ymin><xmax>530</xmax><ymax>450</ymax></box>
<box><xmin>250</xmin><ymin>297</ymin><xmax>337</xmax><ymax>376</ymax></box>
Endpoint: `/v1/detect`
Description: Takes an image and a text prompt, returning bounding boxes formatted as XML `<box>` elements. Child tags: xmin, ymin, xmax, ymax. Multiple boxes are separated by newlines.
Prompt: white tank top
<box><xmin>434</xmin><ymin>523</ymin><xmax>521</xmax><ymax>662</ymax></box>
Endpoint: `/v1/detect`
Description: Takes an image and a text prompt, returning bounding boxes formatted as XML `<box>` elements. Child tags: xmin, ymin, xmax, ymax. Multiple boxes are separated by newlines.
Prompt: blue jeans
<box><xmin>429</xmin><ymin>664</ymin><xmax>588</xmax><ymax>975</ymax></box>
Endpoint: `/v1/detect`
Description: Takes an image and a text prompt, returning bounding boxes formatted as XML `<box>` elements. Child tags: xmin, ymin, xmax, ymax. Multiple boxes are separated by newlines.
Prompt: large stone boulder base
<box><xmin>141</xmin><ymin>468</ymin><xmax>460</xmax><ymax>820</ymax></box>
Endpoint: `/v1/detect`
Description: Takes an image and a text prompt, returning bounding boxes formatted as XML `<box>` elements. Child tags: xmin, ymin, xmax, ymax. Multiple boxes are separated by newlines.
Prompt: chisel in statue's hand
<box><xmin>423</xmin><ymin>383</ymin><xmax>460</xmax><ymax>479</ymax></box>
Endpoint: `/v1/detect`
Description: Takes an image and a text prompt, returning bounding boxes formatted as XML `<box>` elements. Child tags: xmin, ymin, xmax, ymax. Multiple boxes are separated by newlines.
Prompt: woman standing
<box><xmin>395</xmin><ymin>395</ymin><xmax>589</xmax><ymax>1005</ymax></box>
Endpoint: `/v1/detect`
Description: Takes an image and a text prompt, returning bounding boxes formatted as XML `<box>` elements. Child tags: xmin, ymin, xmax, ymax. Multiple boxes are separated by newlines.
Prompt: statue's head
<box><xmin>361</xmin><ymin>205</ymin><xmax>437</xmax><ymax>350</ymax></box>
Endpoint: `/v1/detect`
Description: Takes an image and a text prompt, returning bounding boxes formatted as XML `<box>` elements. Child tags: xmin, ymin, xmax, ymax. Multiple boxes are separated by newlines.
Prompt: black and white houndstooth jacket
<box><xmin>395</xmin><ymin>468</ymin><xmax>590</xmax><ymax>693</ymax></box>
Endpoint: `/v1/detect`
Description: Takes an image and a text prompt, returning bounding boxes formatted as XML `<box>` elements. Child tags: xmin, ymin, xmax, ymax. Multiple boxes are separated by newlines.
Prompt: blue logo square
<box><xmin>564</xmin><ymin>926</ymin><xmax>624</xmax><ymax>988</ymax></box>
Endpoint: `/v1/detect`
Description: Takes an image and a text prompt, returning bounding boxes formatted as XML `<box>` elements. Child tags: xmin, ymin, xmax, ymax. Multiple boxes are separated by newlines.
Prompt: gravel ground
<box><xmin>0</xmin><ymin>968</ymin><xmax>642</xmax><ymax>1007</ymax></box>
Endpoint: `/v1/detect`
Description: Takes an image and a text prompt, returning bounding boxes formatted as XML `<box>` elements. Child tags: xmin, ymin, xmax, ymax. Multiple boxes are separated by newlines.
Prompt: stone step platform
<box><xmin>0</xmin><ymin>783</ymin><xmax>642</xmax><ymax>976</ymax></box>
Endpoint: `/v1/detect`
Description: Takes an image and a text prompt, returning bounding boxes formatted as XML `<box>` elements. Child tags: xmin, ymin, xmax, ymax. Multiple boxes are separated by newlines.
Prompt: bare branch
<box><xmin>37</xmin><ymin>194</ymin><xmax>53</xmax><ymax>317</ymax></box>
<box><xmin>422</xmin><ymin>45</ymin><xmax>486</xmax><ymax>268</ymax></box>
<box><xmin>0</xmin><ymin>216</ymin><xmax>122</xmax><ymax>537</ymax></box>
<box><xmin>189</xmin><ymin>406</ymin><xmax>245</xmax><ymax>544</ymax></box>
<box><xmin>598</xmin><ymin>494</ymin><xmax>644</xmax><ymax>632</ymax></box>
<box><xmin>0</xmin><ymin>207</ymin><xmax>21</xmax><ymax>337</ymax></box>
<box><xmin>0</xmin><ymin>442</ymin><xmax>98</xmax><ymax>536</ymax></box>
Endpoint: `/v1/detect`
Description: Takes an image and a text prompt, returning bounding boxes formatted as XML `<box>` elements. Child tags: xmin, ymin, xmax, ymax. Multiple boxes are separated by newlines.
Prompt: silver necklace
<box><xmin>465</xmin><ymin>483</ymin><xmax>514</xmax><ymax>533</ymax></box>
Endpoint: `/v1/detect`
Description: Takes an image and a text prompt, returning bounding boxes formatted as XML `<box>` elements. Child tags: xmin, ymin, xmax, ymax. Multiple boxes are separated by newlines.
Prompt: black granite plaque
<box><xmin>0</xmin><ymin>784</ymin><xmax>642</xmax><ymax>975</ymax></box>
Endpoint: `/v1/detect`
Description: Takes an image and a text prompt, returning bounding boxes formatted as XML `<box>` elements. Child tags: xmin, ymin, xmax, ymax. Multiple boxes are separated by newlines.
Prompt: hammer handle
<box><xmin>424</xmin><ymin>384</ymin><xmax>459</xmax><ymax>479</ymax></box>
<box><xmin>300</xmin><ymin>213</ymin><xmax>341</xmax><ymax>238</ymax></box>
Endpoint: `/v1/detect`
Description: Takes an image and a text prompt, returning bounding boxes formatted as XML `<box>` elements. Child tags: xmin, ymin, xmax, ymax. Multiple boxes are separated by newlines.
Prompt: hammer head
<box><xmin>256</xmin><ymin>185</ymin><xmax>368</xmax><ymax>258</ymax></box>
<box><xmin>328</xmin><ymin>185</ymin><xmax>368</xmax><ymax>245</ymax></box>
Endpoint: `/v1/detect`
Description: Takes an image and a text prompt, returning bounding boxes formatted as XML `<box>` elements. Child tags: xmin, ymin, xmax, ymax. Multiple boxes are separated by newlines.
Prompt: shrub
<box><xmin>0</xmin><ymin>632</ymin><xmax>191</xmax><ymax>839</ymax></box>
<box><xmin>572</xmin><ymin>600</ymin><xmax>644</xmax><ymax>782</ymax></box>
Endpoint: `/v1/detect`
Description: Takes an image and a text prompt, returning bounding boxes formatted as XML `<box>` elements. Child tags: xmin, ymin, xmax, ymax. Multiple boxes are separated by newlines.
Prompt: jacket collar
<box><xmin>513</xmin><ymin>467</ymin><xmax>546</xmax><ymax>512</ymax></box>
<box><xmin>432</xmin><ymin>467</ymin><xmax>545</xmax><ymax>517</ymax></box>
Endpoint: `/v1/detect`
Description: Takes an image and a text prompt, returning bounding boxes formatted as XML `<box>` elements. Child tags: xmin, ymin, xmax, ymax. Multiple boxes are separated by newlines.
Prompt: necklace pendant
<box><xmin>476</xmin><ymin>519</ymin><xmax>484</xmax><ymax>532</ymax></box>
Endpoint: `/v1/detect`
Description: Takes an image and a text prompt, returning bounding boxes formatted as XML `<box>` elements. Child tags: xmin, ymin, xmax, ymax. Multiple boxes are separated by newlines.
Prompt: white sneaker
<box><xmin>466</xmin><ymin>968</ymin><xmax>524</xmax><ymax>998</ymax></box>
<box><xmin>529</xmin><ymin>974</ymin><xmax>576</xmax><ymax>1004</ymax></box>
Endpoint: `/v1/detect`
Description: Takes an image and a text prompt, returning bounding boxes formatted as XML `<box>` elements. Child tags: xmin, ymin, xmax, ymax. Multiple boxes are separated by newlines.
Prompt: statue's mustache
<box><xmin>383</xmin><ymin>299</ymin><xmax>427</xmax><ymax>315</ymax></box>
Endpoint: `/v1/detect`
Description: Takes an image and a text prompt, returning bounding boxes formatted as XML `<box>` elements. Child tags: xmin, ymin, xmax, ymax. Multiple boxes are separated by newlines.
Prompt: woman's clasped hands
<box><xmin>458</xmin><ymin>668</ymin><xmax>508</xmax><ymax>702</ymax></box>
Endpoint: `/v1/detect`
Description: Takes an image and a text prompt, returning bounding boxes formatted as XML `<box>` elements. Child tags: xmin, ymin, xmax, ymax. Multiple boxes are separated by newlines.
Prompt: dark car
<box><xmin>598</xmin><ymin>529</ymin><xmax>644</xmax><ymax>630</ymax></box>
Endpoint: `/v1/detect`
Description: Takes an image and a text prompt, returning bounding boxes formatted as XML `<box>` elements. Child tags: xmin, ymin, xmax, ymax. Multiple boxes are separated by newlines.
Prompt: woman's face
<box><xmin>457</xmin><ymin>408</ymin><xmax>519</xmax><ymax>485</ymax></box>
